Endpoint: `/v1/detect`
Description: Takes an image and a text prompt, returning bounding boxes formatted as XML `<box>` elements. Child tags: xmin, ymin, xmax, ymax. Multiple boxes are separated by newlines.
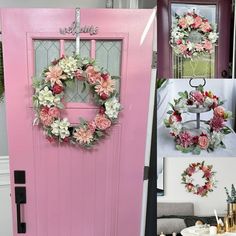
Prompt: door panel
<box><xmin>157</xmin><ymin>0</ymin><xmax>232</xmax><ymax>78</ymax></box>
<box><xmin>2</xmin><ymin>8</ymin><xmax>154</xmax><ymax>236</ymax></box>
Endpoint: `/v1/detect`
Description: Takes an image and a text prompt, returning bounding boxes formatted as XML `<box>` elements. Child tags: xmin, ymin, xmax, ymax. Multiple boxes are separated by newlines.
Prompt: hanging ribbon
<box><xmin>76</xmin><ymin>8</ymin><xmax>80</xmax><ymax>55</ymax></box>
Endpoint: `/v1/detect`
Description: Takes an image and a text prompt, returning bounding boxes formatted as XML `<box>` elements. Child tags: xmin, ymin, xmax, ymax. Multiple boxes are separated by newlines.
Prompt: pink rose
<box><xmin>200</xmin><ymin>22</ymin><xmax>212</xmax><ymax>32</ymax></box>
<box><xmin>204</xmin><ymin>171</ymin><xmax>212</xmax><ymax>179</ymax></box>
<box><xmin>178</xmin><ymin>17</ymin><xmax>188</xmax><ymax>28</ymax></box>
<box><xmin>205</xmin><ymin>182</ymin><xmax>212</xmax><ymax>190</ymax></box>
<box><xmin>198</xmin><ymin>136</ymin><xmax>209</xmax><ymax>149</ymax></box>
<box><xmin>40</xmin><ymin>107</ymin><xmax>54</xmax><ymax>126</ymax></box>
<box><xmin>214</xmin><ymin>106</ymin><xmax>225</xmax><ymax>118</ymax></box>
<box><xmin>86</xmin><ymin>66</ymin><xmax>101</xmax><ymax>84</ymax></box>
<box><xmin>53</xmin><ymin>83</ymin><xmax>64</xmax><ymax>94</ymax></box>
<box><xmin>201</xmin><ymin>165</ymin><xmax>209</xmax><ymax>172</ymax></box>
<box><xmin>197</xmin><ymin>186</ymin><xmax>206</xmax><ymax>196</ymax></box>
<box><xmin>95</xmin><ymin>114</ymin><xmax>111</xmax><ymax>130</ymax></box>
<box><xmin>169</xmin><ymin>113</ymin><xmax>182</xmax><ymax>124</ymax></box>
<box><xmin>186</xmin><ymin>166</ymin><xmax>195</xmax><ymax>176</ymax></box>
<box><xmin>176</xmin><ymin>39</ymin><xmax>182</xmax><ymax>45</ymax></box>
<box><xmin>187</xmin><ymin>183</ymin><xmax>194</xmax><ymax>191</ymax></box>
<box><xmin>193</xmin><ymin>16</ymin><xmax>203</xmax><ymax>28</ymax></box>
<box><xmin>75</xmin><ymin>69</ymin><xmax>85</xmax><ymax>80</ymax></box>
<box><xmin>179</xmin><ymin>44</ymin><xmax>188</xmax><ymax>53</ymax></box>
<box><xmin>203</xmin><ymin>40</ymin><xmax>213</xmax><ymax>51</ymax></box>
<box><xmin>48</xmin><ymin>107</ymin><xmax>60</xmax><ymax>118</ymax></box>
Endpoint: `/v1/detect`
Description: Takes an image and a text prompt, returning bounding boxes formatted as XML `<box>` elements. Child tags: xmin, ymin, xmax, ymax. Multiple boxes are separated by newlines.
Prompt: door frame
<box><xmin>157</xmin><ymin>0</ymin><xmax>232</xmax><ymax>78</ymax></box>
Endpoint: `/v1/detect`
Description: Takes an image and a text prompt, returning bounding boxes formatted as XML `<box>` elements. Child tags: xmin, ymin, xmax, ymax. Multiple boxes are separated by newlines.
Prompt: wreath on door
<box><xmin>170</xmin><ymin>11</ymin><xmax>219</xmax><ymax>58</ymax></box>
<box><xmin>181</xmin><ymin>162</ymin><xmax>217</xmax><ymax>197</ymax></box>
<box><xmin>32</xmin><ymin>55</ymin><xmax>121</xmax><ymax>148</ymax></box>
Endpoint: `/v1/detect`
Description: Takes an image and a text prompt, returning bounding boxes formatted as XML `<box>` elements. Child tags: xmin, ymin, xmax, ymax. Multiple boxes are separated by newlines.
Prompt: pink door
<box><xmin>2</xmin><ymin>9</ymin><xmax>154</xmax><ymax>236</ymax></box>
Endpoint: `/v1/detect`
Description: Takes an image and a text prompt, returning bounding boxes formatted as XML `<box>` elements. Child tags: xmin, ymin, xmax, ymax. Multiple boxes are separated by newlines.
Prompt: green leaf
<box><xmin>81</xmin><ymin>82</ymin><xmax>87</xmax><ymax>93</ymax></box>
<box><xmin>167</xmin><ymin>110</ymin><xmax>173</xmax><ymax>115</ymax></box>
<box><xmin>111</xmin><ymin>76</ymin><xmax>120</xmax><ymax>80</ymax></box>
<box><xmin>193</xmin><ymin>146</ymin><xmax>201</xmax><ymax>155</ymax></box>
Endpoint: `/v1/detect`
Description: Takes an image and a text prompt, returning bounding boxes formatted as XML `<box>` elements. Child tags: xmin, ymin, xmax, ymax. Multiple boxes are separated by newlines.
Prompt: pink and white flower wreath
<box><xmin>181</xmin><ymin>162</ymin><xmax>217</xmax><ymax>197</ymax></box>
<box><xmin>33</xmin><ymin>55</ymin><xmax>121</xmax><ymax>148</ymax></box>
<box><xmin>170</xmin><ymin>11</ymin><xmax>219</xmax><ymax>58</ymax></box>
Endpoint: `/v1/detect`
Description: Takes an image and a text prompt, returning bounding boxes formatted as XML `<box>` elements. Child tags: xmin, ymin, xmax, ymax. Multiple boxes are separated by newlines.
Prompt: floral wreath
<box><xmin>170</xmin><ymin>10</ymin><xmax>218</xmax><ymax>58</ymax></box>
<box><xmin>181</xmin><ymin>162</ymin><xmax>217</xmax><ymax>197</ymax></box>
<box><xmin>32</xmin><ymin>55</ymin><xmax>121</xmax><ymax>148</ymax></box>
<box><xmin>164</xmin><ymin>85</ymin><xmax>232</xmax><ymax>154</ymax></box>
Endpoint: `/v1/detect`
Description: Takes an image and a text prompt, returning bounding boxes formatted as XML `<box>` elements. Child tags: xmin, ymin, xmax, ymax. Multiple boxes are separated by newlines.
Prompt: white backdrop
<box><xmin>157</xmin><ymin>79</ymin><xmax>236</xmax><ymax>191</ymax></box>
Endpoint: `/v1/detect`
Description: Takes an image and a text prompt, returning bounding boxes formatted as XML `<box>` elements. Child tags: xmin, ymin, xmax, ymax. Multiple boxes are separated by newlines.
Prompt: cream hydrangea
<box><xmin>38</xmin><ymin>87</ymin><xmax>55</xmax><ymax>107</ymax></box>
<box><xmin>105</xmin><ymin>97</ymin><xmax>121</xmax><ymax>119</ymax></box>
<box><xmin>51</xmin><ymin>118</ymin><xmax>70</xmax><ymax>139</ymax></box>
<box><xmin>59</xmin><ymin>56</ymin><xmax>78</xmax><ymax>78</ymax></box>
<box><xmin>210</xmin><ymin>131</ymin><xmax>225</xmax><ymax>148</ymax></box>
<box><xmin>170</xmin><ymin>122</ymin><xmax>182</xmax><ymax>136</ymax></box>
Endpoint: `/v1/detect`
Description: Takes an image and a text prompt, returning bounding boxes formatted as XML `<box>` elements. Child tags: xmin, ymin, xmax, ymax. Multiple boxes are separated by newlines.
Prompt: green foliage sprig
<box><xmin>225</xmin><ymin>184</ymin><xmax>236</xmax><ymax>203</ymax></box>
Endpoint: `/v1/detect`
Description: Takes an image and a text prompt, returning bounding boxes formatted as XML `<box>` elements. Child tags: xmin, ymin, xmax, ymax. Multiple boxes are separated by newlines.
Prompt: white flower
<box><xmin>38</xmin><ymin>87</ymin><xmax>55</xmax><ymax>107</ymax></box>
<box><xmin>59</xmin><ymin>56</ymin><xmax>78</xmax><ymax>77</ymax></box>
<box><xmin>174</xmin><ymin>98</ymin><xmax>188</xmax><ymax>113</ymax></box>
<box><xmin>203</xmin><ymin>97</ymin><xmax>214</xmax><ymax>107</ymax></box>
<box><xmin>171</xmin><ymin>28</ymin><xmax>185</xmax><ymax>39</ymax></box>
<box><xmin>187</xmin><ymin>42</ymin><xmax>194</xmax><ymax>51</ymax></box>
<box><xmin>186</xmin><ymin>15</ymin><xmax>194</xmax><ymax>25</ymax></box>
<box><xmin>51</xmin><ymin>118</ymin><xmax>70</xmax><ymax>139</ymax></box>
<box><xmin>105</xmin><ymin>97</ymin><xmax>121</xmax><ymax>119</ymax></box>
<box><xmin>208</xmin><ymin>32</ymin><xmax>218</xmax><ymax>43</ymax></box>
<box><xmin>210</xmin><ymin>131</ymin><xmax>225</xmax><ymax>148</ymax></box>
<box><xmin>170</xmin><ymin>122</ymin><xmax>182</xmax><ymax>136</ymax></box>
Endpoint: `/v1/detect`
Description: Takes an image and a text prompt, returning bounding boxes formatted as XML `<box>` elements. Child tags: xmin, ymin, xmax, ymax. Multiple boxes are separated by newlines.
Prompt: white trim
<box><xmin>232</xmin><ymin>3</ymin><xmax>236</xmax><ymax>79</ymax></box>
<box><xmin>0</xmin><ymin>156</ymin><xmax>10</xmax><ymax>186</ymax></box>
<box><xmin>140</xmin><ymin>13</ymin><xmax>157</xmax><ymax>236</ymax></box>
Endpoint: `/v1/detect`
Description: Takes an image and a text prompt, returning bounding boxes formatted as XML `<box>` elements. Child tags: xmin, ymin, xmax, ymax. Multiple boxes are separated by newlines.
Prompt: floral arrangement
<box><xmin>225</xmin><ymin>184</ymin><xmax>236</xmax><ymax>203</ymax></box>
<box><xmin>170</xmin><ymin>11</ymin><xmax>218</xmax><ymax>58</ymax></box>
<box><xmin>164</xmin><ymin>86</ymin><xmax>232</xmax><ymax>154</ymax></box>
<box><xmin>33</xmin><ymin>55</ymin><xmax>121</xmax><ymax>148</ymax></box>
<box><xmin>181</xmin><ymin>162</ymin><xmax>217</xmax><ymax>197</ymax></box>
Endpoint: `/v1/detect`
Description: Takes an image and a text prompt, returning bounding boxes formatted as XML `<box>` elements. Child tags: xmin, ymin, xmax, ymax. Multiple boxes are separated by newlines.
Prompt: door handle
<box><xmin>15</xmin><ymin>187</ymin><xmax>26</xmax><ymax>234</ymax></box>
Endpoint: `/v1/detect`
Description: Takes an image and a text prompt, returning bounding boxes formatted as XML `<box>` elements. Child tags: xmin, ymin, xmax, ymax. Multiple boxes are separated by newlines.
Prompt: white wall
<box><xmin>158</xmin><ymin>157</ymin><xmax>236</xmax><ymax>216</ymax></box>
<box><xmin>0</xmin><ymin>156</ymin><xmax>12</xmax><ymax>236</ymax></box>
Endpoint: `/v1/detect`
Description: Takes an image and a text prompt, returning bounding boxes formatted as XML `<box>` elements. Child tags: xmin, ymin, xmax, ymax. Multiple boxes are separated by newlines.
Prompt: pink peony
<box><xmin>39</xmin><ymin>107</ymin><xmax>54</xmax><ymax>126</ymax></box>
<box><xmin>86</xmin><ymin>66</ymin><xmax>102</xmax><ymax>84</ymax></box>
<box><xmin>209</xmin><ymin>115</ymin><xmax>224</xmax><ymax>132</ymax></box>
<box><xmin>200</xmin><ymin>22</ymin><xmax>212</xmax><ymax>32</ymax></box>
<box><xmin>203</xmin><ymin>40</ymin><xmax>213</xmax><ymax>51</ymax></box>
<box><xmin>198</xmin><ymin>135</ymin><xmax>209</xmax><ymax>149</ymax></box>
<box><xmin>179</xmin><ymin>131</ymin><xmax>192</xmax><ymax>148</ymax></box>
<box><xmin>48</xmin><ymin>107</ymin><xmax>60</xmax><ymax>118</ymax></box>
<box><xmin>178</xmin><ymin>17</ymin><xmax>188</xmax><ymax>28</ymax></box>
<box><xmin>95</xmin><ymin>114</ymin><xmax>111</xmax><ymax>130</ymax></box>
<box><xmin>193</xmin><ymin>16</ymin><xmax>203</xmax><ymax>28</ymax></box>
<box><xmin>191</xmin><ymin>90</ymin><xmax>204</xmax><ymax>104</ymax></box>
<box><xmin>214</xmin><ymin>106</ymin><xmax>225</xmax><ymax>118</ymax></box>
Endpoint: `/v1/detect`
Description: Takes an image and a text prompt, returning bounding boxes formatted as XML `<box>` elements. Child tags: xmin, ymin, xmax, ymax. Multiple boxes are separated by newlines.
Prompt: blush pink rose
<box><xmin>193</xmin><ymin>16</ymin><xmax>203</xmax><ymax>28</ymax></box>
<box><xmin>86</xmin><ymin>66</ymin><xmax>101</xmax><ymax>84</ymax></box>
<box><xmin>179</xmin><ymin>44</ymin><xmax>188</xmax><ymax>53</ymax></box>
<box><xmin>95</xmin><ymin>114</ymin><xmax>111</xmax><ymax>130</ymax></box>
<box><xmin>213</xmin><ymin>106</ymin><xmax>225</xmax><ymax>118</ymax></box>
<box><xmin>198</xmin><ymin>136</ymin><xmax>209</xmax><ymax>149</ymax></box>
<box><xmin>195</xmin><ymin>43</ymin><xmax>204</xmax><ymax>51</ymax></box>
<box><xmin>203</xmin><ymin>40</ymin><xmax>213</xmax><ymax>51</ymax></box>
<box><xmin>178</xmin><ymin>17</ymin><xmax>188</xmax><ymax>28</ymax></box>
<box><xmin>40</xmin><ymin>107</ymin><xmax>54</xmax><ymax>126</ymax></box>
<box><xmin>48</xmin><ymin>107</ymin><xmax>60</xmax><ymax>118</ymax></box>
<box><xmin>200</xmin><ymin>22</ymin><xmax>212</xmax><ymax>32</ymax></box>
<box><xmin>75</xmin><ymin>69</ymin><xmax>85</xmax><ymax>80</ymax></box>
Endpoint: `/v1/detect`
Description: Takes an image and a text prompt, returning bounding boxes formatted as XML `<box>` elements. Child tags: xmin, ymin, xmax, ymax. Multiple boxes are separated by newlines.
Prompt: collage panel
<box><xmin>156</xmin><ymin>79</ymin><xmax>236</xmax><ymax>236</ymax></box>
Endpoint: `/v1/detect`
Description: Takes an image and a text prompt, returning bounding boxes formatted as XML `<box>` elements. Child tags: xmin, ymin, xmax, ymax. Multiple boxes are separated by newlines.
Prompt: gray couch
<box><xmin>157</xmin><ymin>202</ymin><xmax>194</xmax><ymax>235</ymax></box>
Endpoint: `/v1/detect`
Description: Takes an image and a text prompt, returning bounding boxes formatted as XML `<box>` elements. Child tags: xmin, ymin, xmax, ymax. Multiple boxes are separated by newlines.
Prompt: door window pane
<box><xmin>171</xmin><ymin>4</ymin><xmax>217</xmax><ymax>78</ymax></box>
